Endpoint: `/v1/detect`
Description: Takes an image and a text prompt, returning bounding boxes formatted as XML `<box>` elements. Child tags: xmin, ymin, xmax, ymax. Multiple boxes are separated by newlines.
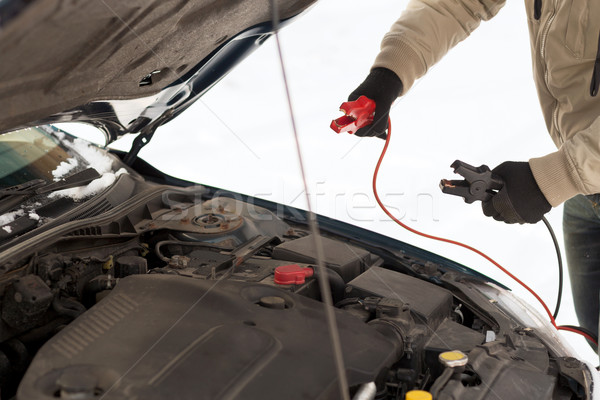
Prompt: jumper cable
<box><xmin>331</xmin><ymin>97</ymin><xmax>598</xmax><ymax>346</ymax></box>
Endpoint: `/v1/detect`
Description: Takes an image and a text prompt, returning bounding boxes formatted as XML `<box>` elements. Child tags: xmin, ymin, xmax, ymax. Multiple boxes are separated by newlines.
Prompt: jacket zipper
<box><xmin>591</xmin><ymin>29</ymin><xmax>600</xmax><ymax>97</ymax></box>
<box><xmin>540</xmin><ymin>7</ymin><xmax>555</xmax><ymax>60</ymax></box>
<box><xmin>534</xmin><ymin>0</ymin><xmax>542</xmax><ymax>20</ymax></box>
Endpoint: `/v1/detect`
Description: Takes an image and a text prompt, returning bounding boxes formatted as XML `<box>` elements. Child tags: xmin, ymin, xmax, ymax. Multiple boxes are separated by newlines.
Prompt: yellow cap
<box><xmin>406</xmin><ymin>390</ymin><xmax>432</xmax><ymax>400</ymax></box>
<box><xmin>440</xmin><ymin>351</ymin><xmax>465</xmax><ymax>361</ymax></box>
<box><xmin>439</xmin><ymin>350</ymin><xmax>468</xmax><ymax>367</ymax></box>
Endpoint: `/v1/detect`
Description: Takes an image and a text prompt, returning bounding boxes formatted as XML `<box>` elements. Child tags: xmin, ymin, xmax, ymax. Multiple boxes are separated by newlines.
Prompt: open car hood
<box><xmin>0</xmin><ymin>0</ymin><xmax>315</xmax><ymax>143</ymax></box>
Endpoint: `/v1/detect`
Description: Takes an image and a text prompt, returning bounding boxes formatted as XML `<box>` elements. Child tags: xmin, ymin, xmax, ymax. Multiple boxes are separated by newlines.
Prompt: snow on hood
<box><xmin>28</xmin><ymin>212</ymin><xmax>40</xmax><ymax>221</ymax></box>
<box><xmin>0</xmin><ymin>206</ymin><xmax>42</xmax><ymax>231</ymax></box>
<box><xmin>52</xmin><ymin>158</ymin><xmax>79</xmax><ymax>181</ymax></box>
<box><xmin>49</xmin><ymin>138</ymin><xmax>128</xmax><ymax>201</ymax></box>
<box><xmin>49</xmin><ymin>168</ymin><xmax>128</xmax><ymax>201</ymax></box>
<box><xmin>64</xmin><ymin>138</ymin><xmax>114</xmax><ymax>175</ymax></box>
<box><xmin>0</xmin><ymin>210</ymin><xmax>25</xmax><ymax>227</ymax></box>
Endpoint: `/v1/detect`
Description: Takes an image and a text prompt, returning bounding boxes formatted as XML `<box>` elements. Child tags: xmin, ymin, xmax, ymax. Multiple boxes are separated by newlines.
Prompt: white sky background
<box><xmin>102</xmin><ymin>0</ymin><xmax>598</xmax><ymax>363</ymax></box>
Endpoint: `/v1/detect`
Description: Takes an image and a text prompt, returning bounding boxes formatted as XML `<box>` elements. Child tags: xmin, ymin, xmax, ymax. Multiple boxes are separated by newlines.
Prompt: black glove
<box><xmin>348</xmin><ymin>68</ymin><xmax>403</xmax><ymax>139</ymax></box>
<box><xmin>482</xmin><ymin>161</ymin><xmax>551</xmax><ymax>224</ymax></box>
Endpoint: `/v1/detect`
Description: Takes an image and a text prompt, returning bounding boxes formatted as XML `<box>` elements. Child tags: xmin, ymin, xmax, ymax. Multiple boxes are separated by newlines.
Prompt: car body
<box><xmin>0</xmin><ymin>1</ymin><xmax>598</xmax><ymax>399</ymax></box>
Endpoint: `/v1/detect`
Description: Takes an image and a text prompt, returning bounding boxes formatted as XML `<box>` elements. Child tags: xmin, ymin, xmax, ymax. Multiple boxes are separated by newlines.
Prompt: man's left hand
<box><xmin>482</xmin><ymin>161</ymin><xmax>551</xmax><ymax>224</ymax></box>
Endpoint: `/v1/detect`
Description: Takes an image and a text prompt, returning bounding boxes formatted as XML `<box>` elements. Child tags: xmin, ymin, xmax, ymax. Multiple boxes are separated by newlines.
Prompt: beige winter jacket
<box><xmin>373</xmin><ymin>0</ymin><xmax>600</xmax><ymax>206</ymax></box>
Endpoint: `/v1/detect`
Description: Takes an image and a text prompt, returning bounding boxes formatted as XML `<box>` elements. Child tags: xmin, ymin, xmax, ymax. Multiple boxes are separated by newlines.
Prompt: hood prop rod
<box><xmin>270</xmin><ymin>1</ymin><xmax>350</xmax><ymax>398</ymax></box>
<box><xmin>124</xmin><ymin>109</ymin><xmax>174</xmax><ymax>166</ymax></box>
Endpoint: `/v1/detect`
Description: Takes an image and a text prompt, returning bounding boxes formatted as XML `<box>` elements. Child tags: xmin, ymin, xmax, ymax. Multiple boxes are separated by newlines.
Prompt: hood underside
<box><xmin>0</xmin><ymin>0</ymin><xmax>314</xmax><ymax>139</ymax></box>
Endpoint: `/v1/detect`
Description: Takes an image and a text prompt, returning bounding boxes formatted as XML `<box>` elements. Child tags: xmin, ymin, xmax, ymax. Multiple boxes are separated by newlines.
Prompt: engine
<box><xmin>0</xmin><ymin>191</ymin><xmax>590</xmax><ymax>400</ymax></box>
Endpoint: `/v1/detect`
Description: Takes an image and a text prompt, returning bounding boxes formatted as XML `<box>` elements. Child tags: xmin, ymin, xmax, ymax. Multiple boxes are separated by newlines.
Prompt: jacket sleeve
<box><xmin>530</xmin><ymin>117</ymin><xmax>600</xmax><ymax>206</ymax></box>
<box><xmin>373</xmin><ymin>0</ymin><xmax>506</xmax><ymax>93</ymax></box>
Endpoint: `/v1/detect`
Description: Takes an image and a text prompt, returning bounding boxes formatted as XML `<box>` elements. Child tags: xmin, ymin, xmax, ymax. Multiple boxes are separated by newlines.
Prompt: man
<box><xmin>349</xmin><ymin>0</ymin><xmax>600</xmax><ymax>341</ymax></box>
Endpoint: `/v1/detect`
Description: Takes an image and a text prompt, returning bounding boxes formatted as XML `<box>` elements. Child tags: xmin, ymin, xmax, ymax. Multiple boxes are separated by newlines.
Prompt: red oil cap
<box><xmin>274</xmin><ymin>264</ymin><xmax>314</xmax><ymax>285</ymax></box>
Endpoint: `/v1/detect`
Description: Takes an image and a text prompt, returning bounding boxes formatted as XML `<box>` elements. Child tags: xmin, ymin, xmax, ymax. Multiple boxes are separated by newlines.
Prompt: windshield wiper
<box><xmin>0</xmin><ymin>168</ymin><xmax>101</xmax><ymax>217</ymax></box>
<box><xmin>0</xmin><ymin>168</ymin><xmax>100</xmax><ymax>197</ymax></box>
<box><xmin>0</xmin><ymin>179</ymin><xmax>46</xmax><ymax>195</ymax></box>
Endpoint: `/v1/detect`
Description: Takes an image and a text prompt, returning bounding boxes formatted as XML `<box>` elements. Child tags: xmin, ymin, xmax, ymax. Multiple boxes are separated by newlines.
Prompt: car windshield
<box><xmin>0</xmin><ymin>127</ymin><xmax>70</xmax><ymax>187</ymax></box>
<box><xmin>0</xmin><ymin>126</ymin><xmax>128</xmax><ymax>241</ymax></box>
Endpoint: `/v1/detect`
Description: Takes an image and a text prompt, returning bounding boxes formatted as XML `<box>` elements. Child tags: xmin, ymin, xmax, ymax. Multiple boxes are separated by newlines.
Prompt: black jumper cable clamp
<box><xmin>440</xmin><ymin>160</ymin><xmax>504</xmax><ymax>203</ymax></box>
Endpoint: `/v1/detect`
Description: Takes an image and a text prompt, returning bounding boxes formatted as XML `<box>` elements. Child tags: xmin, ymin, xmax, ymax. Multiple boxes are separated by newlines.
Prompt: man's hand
<box><xmin>348</xmin><ymin>68</ymin><xmax>403</xmax><ymax>139</ymax></box>
<box><xmin>482</xmin><ymin>161</ymin><xmax>551</xmax><ymax>224</ymax></box>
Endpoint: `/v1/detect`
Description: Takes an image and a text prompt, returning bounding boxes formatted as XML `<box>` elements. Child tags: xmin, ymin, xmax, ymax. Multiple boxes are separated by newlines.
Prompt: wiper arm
<box><xmin>0</xmin><ymin>179</ymin><xmax>46</xmax><ymax>195</ymax></box>
<box><xmin>35</xmin><ymin>168</ymin><xmax>101</xmax><ymax>195</ymax></box>
<box><xmin>0</xmin><ymin>168</ymin><xmax>101</xmax><ymax>196</ymax></box>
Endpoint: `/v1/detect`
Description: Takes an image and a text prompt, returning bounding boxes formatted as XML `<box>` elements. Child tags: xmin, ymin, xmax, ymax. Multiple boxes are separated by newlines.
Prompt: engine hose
<box><xmin>335</xmin><ymin>297</ymin><xmax>361</xmax><ymax>308</ymax></box>
<box><xmin>154</xmin><ymin>239</ymin><xmax>233</xmax><ymax>263</ymax></box>
<box><xmin>52</xmin><ymin>296</ymin><xmax>86</xmax><ymax>319</ymax></box>
<box><xmin>84</xmin><ymin>277</ymin><xmax>117</xmax><ymax>295</ymax></box>
<box><xmin>313</xmin><ymin>267</ymin><xmax>345</xmax><ymax>304</ymax></box>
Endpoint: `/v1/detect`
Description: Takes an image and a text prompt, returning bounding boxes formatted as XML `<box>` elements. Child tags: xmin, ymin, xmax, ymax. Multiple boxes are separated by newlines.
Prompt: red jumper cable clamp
<box><xmin>330</xmin><ymin>95</ymin><xmax>376</xmax><ymax>134</ymax></box>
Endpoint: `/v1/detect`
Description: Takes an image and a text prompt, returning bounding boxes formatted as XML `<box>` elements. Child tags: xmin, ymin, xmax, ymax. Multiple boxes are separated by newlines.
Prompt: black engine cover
<box><xmin>18</xmin><ymin>275</ymin><xmax>396</xmax><ymax>399</ymax></box>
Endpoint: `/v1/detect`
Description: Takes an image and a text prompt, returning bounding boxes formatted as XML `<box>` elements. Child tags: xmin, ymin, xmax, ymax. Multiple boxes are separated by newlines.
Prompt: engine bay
<box><xmin>0</xmin><ymin>177</ymin><xmax>592</xmax><ymax>399</ymax></box>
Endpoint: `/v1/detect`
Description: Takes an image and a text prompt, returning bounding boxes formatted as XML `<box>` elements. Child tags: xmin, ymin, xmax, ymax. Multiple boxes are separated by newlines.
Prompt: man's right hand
<box><xmin>348</xmin><ymin>68</ymin><xmax>403</xmax><ymax>139</ymax></box>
